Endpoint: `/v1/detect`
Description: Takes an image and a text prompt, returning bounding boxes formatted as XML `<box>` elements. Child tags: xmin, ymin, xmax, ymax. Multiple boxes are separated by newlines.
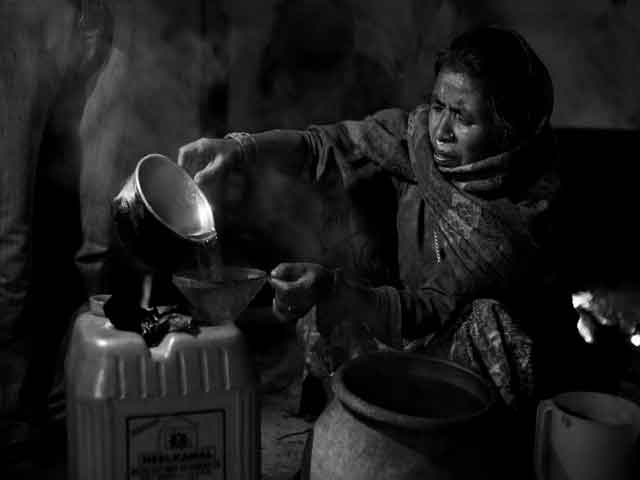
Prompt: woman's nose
<box><xmin>435</xmin><ymin>112</ymin><xmax>455</xmax><ymax>143</ymax></box>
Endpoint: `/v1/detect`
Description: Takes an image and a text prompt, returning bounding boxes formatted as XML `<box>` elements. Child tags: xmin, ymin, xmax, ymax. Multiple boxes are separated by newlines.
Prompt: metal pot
<box><xmin>112</xmin><ymin>153</ymin><xmax>216</xmax><ymax>273</ymax></box>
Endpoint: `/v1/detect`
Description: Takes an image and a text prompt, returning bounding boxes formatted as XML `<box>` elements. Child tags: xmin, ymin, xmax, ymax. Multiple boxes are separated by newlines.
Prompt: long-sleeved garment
<box><xmin>221</xmin><ymin>106</ymin><xmax>588</xmax><ymax>410</ymax></box>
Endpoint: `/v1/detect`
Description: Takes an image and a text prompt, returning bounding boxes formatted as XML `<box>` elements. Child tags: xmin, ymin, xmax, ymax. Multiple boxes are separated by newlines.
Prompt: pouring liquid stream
<box><xmin>192</xmin><ymin>239</ymin><xmax>222</xmax><ymax>282</ymax></box>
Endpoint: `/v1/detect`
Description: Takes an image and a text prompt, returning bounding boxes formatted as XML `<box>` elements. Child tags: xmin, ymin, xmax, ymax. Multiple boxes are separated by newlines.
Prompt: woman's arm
<box><xmin>179</xmin><ymin>108</ymin><xmax>412</xmax><ymax>207</ymax></box>
<box><xmin>315</xmin><ymin>262</ymin><xmax>467</xmax><ymax>349</ymax></box>
<box><xmin>250</xmin><ymin>129</ymin><xmax>316</xmax><ymax>179</ymax></box>
<box><xmin>179</xmin><ymin>110</ymin><xmax>410</xmax><ymax>271</ymax></box>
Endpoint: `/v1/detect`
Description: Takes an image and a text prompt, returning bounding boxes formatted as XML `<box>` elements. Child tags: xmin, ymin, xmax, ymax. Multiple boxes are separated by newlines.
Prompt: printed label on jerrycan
<box><xmin>127</xmin><ymin>409</ymin><xmax>226</xmax><ymax>479</ymax></box>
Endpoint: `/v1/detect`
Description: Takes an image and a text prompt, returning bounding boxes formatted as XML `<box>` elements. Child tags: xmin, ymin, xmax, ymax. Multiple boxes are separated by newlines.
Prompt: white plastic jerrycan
<box><xmin>65</xmin><ymin>295</ymin><xmax>259</xmax><ymax>480</ymax></box>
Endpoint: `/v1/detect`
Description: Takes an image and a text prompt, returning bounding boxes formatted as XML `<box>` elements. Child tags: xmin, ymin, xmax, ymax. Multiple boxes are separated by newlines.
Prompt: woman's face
<box><xmin>427</xmin><ymin>69</ymin><xmax>502</xmax><ymax>167</ymax></box>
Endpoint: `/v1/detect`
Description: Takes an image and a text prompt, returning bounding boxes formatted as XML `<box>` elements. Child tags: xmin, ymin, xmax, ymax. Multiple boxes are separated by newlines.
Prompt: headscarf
<box><xmin>327</xmin><ymin>26</ymin><xmax>560</xmax><ymax>297</ymax></box>
<box><xmin>435</xmin><ymin>26</ymin><xmax>553</xmax><ymax>143</ymax></box>
<box><xmin>431</xmin><ymin>25</ymin><xmax>556</xmax><ymax>198</ymax></box>
<box><xmin>408</xmin><ymin>26</ymin><xmax>559</xmax><ymax>297</ymax></box>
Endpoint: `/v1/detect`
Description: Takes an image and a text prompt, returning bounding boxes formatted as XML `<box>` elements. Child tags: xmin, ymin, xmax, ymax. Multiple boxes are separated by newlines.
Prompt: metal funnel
<box><xmin>172</xmin><ymin>267</ymin><xmax>267</xmax><ymax>325</ymax></box>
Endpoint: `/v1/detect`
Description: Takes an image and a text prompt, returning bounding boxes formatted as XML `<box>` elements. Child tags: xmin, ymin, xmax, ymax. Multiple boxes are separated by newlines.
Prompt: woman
<box><xmin>178</xmin><ymin>26</ymin><xmax>588</xmax><ymax>413</ymax></box>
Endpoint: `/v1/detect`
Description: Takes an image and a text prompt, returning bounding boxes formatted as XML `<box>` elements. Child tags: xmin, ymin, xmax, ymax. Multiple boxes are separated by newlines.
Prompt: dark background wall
<box><xmin>28</xmin><ymin>0</ymin><xmax>640</xmax><ymax>314</ymax></box>
<box><xmin>219</xmin><ymin>0</ymin><xmax>640</xmax><ymax>131</ymax></box>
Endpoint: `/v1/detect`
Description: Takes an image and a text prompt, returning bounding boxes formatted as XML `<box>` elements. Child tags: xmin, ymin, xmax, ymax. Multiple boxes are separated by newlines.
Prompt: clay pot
<box><xmin>307</xmin><ymin>351</ymin><xmax>510</xmax><ymax>480</ymax></box>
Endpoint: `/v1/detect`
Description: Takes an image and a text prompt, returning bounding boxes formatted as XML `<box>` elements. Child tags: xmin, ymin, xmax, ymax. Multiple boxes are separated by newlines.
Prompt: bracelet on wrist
<box><xmin>224</xmin><ymin>132</ymin><xmax>257</xmax><ymax>163</ymax></box>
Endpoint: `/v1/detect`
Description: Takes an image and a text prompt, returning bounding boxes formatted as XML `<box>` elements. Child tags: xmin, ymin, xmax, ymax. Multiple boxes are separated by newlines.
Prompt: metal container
<box><xmin>172</xmin><ymin>267</ymin><xmax>267</xmax><ymax>325</ymax></box>
<box><xmin>112</xmin><ymin>153</ymin><xmax>216</xmax><ymax>273</ymax></box>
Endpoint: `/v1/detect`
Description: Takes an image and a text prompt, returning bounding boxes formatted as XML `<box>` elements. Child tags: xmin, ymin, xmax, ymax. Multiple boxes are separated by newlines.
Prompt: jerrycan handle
<box><xmin>534</xmin><ymin>399</ymin><xmax>554</xmax><ymax>480</ymax></box>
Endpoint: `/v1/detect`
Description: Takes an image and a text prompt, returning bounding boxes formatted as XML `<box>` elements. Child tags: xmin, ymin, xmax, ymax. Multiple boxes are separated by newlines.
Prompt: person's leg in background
<box><xmin>0</xmin><ymin>0</ymin><xmax>83</xmax><ymax>468</ymax></box>
<box><xmin>0</xmin><ymin>2</ymin><xmax>114</xmax><ymax>474</ymax></box>
<box><xmin>33</xmin><ymin>0</ymin><xmax>116</xmax><ymax>449</ymax></box>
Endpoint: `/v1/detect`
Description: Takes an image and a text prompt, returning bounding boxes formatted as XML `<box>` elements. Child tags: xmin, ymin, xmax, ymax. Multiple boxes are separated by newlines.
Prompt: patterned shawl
<box><xmin>304</xmin><ymin>103</ymin><xmax>568</xmax><ymax>408</ymax></box>
<box><xmin>330</xmin><ymin>100</ymin><xmax>562</xmax><ymax>320</ymax></box>
<box><xmin>407</xmin><ymin>104</ymin><xmax>560</xmax><ymax>302</ymax></box>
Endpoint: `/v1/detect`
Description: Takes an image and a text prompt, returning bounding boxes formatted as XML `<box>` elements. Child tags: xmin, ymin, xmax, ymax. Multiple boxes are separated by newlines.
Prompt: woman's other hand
<box><xmin>268</xmin><ymin>262</ymin><xmax>335</xmax><ymax>322</ymax></box>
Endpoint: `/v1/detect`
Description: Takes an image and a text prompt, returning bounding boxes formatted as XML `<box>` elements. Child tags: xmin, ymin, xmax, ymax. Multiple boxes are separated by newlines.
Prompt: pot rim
<box><xmin>172</xmin><ymin>266</ymin><xmax>267</xmax><ymax>287</ymax></box>
<box><xmin>134</xmin><ymin>153</ymin><xmax>217</xmax><ymax>244</ymax></box>
<box><xmin>333</xmin><ymin>351</ymin><xmax>498</xmax><ymax>430</ymax></box>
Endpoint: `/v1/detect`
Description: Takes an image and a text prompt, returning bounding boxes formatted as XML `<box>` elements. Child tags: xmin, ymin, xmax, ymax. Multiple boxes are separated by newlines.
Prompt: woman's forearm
<box><xmin>248</xmin><ymin>129</ymin><xmax>317</xmax><ymax>180</ymax></box>
<box><xmin>316</xmin><ymin>270</ymin><xmax>403</xmax><ymax>348</ymax></box>
<box><xmin>316</xmin><ymin>267</ymin><xmax>463</xmax><ymax>348</ymax></box>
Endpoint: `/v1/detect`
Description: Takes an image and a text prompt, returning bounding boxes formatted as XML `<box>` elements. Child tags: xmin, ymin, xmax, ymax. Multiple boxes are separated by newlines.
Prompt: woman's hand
<box><xmin>177</xmin><ymin>137</ymin><xmax>236</xmax><ymax>178</ymax></box>
<box><xmin>177</xmin><ymin>138</ymin><xmax>246</xmax><ymax>210</ymax></box>
<box><xmin>268</xmin><ymin>262</ymin><xmax>335</xmax><ymax>322</ymax></box>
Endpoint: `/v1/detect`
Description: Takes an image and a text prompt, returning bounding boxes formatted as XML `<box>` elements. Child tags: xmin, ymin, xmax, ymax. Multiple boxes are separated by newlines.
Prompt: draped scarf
<box><xmin>307</xmin><ymin>105</ymin><xmax>564</xmax><ymax>407</ymax></box>
<box><xmin>327</xmin><ymin>100</ymin><xmax>560</xmax><ymax>312</ymax></box>
<box><xmin>405</xmin><ymin>104</ymin><xmax>559</xmax><ymax>301</ymax></box>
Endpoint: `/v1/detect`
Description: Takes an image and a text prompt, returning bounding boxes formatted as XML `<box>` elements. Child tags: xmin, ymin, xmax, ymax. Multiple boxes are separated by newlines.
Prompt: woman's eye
<box><xmin>456</xmin><ymin>113</ymin><xmax>473</xmax><ymax>126</ymax></box>
<box><xmin>430</xmin><ymin>102</ymin><xmax>444</xmax><ymax>112</ymax></box>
